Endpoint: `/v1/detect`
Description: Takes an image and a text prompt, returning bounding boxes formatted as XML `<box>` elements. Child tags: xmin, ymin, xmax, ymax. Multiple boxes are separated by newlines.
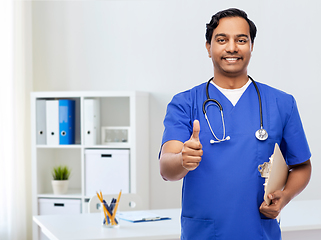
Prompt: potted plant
<box><xmin>51</xmin><ymin>165</ymin><xmax>71</xmax><ymax>195</ymax></box>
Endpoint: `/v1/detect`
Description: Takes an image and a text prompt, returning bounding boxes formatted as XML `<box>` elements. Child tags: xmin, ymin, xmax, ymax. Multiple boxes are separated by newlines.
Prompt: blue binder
<box><xmin>59</xmin><ymin>100</ymin><xmax>75</xmax><ymax>144</ymax></box>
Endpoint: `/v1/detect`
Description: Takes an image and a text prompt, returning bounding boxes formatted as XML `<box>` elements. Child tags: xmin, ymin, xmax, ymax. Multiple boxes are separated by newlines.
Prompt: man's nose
<box><xmin>225</xmin><ymin>40</ymin><xmax>238</xmax><ymax>53</ymax></box>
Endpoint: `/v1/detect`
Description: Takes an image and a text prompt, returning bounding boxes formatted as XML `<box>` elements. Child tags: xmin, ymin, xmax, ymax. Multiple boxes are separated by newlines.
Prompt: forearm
<box><xmin>159</xmin><ymin>152</ymin><xmax>189</xmax><ymax>181</ymax></box>
<box><xmin>283</xmin><ymin>160</ymin><xmax>312</xmax><ymax>203</ymax></box>
<box><xmin>160</xmin><ymin>124</ymin><xmax>202</xmax><ymax>181</ymax></box>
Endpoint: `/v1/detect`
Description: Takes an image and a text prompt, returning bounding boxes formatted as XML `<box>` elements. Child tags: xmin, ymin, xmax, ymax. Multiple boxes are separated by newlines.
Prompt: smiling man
<box><xmin>206</xmin><ymin>16</ymin><xmax>253</xmax><ymax>87</ymax></box>
<box><xmin>159</xmin><ymin>8</ymin><xmax>311</xmax><ymax>240</ymax></box>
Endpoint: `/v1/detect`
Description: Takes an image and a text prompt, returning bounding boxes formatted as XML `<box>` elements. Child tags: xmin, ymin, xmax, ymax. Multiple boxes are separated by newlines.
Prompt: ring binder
<box><xmin>59</xmin><ymin>99</ymin><xmax>75</xmax><ymax>144</ymax></box>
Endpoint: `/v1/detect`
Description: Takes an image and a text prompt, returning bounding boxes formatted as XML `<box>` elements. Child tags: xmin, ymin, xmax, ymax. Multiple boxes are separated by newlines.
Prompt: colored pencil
<box><xmin>96</xmin><ymin>192</ymin><xmax>109</xmax><ymax>224</ymax></box>
<box><xmin>110</xmin><ymin>190</ymin><xmax>122</xmax><ymax>223</ymax></box>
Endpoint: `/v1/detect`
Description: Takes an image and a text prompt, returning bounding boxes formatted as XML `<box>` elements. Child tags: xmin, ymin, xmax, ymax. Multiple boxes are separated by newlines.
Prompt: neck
<box><xmin>213</xmin><ymin>73</ymin><xmax>249</xmax><ymax>89</ymax></box>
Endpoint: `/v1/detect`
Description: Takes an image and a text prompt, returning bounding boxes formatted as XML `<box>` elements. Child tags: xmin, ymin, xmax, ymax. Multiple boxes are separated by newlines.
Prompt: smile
<box><xmin>222</xmin><ymin>57</ymin><xmax>242</xmax><ymax>63</ymax></box>
<box><xmin>225</xmin><ymin>58</ymin><xmax>239</xmax><ymax>61</ymax></box>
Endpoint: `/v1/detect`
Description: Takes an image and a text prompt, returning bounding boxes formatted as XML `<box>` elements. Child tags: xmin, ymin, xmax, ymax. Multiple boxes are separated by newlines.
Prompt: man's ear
<box><xmin>205</xmin><ymin>42</ymin><xmax>211</xmax><ymax>58</ymax></box>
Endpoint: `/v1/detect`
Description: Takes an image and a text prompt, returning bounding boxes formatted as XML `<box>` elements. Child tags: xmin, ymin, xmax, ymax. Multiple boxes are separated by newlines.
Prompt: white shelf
<box><xmin>31</xmin><ymin>91</ymin><xmax>149</xmax><ymax>240</ymax></box>
<box><xmin>36</xmin><ymin>145</ymin><xmax>82</xmax><ymax>149</ymax></box>
<box><xmin>38</xmin><ymin>188</ymin><xmax>82</xmax><ymax>199</ymax></box>
<box><xmin>84</xmin><ymin>144</ymin><xmax>131</xmax><ymax>149</ymax></box>
<box><xmin>36</xmin><ymin>144</ymin><xmax>131</xmax><ymax>149</ymax></box>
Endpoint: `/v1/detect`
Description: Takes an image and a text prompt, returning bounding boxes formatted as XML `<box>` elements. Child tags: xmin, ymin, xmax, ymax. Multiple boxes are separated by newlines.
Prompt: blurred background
<box><xmin>1</xmin><ymin>0</ymin><xmax>320</xmax><ymax>239</ymax></box>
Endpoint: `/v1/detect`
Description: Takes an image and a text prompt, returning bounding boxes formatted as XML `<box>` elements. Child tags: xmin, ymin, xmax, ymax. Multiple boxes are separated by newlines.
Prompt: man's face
<box><xmin>206</xmin><ymin>17</ymin><xmax>253</xmax><ymax>78</ymax></box>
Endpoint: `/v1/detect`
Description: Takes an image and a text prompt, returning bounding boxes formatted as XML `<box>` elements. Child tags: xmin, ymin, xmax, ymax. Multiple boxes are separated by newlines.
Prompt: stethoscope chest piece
<box><xmin>255</xmin><ymin>128</ymin><xmax>268</xmax><ymax>141</ymax></box>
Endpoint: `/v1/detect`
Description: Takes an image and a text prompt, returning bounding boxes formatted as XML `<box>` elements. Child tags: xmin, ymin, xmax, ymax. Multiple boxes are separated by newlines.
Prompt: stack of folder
<box><xmin>36</xmin><ymin>99</ymin><xmax>76</xmax><ymax>145</ymax></box>
<box><xmin>36</xmin><ymin>98</ymin><xmax>101</xmax><ymax>145</ymax></box>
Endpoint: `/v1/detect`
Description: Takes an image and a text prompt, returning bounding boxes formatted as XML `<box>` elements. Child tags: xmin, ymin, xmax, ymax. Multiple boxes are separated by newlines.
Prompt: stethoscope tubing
<box><xmin>203</xmin><ymin>76</ymin><xmax>267</xmax><ymax>142</ymax></box>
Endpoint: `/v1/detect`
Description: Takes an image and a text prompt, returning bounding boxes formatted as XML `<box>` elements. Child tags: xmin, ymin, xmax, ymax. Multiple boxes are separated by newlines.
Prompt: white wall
<box><xmin>31</xmin><ymin>0</ymin><xmax>321</xmax><ymax>209</ymax></box>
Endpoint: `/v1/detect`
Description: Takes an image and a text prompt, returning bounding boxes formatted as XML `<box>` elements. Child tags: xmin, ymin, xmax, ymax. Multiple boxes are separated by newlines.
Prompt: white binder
<box><xmin>46</xmin><ymin>100</ymin><xmax>59</xmax><ymax>145</ymax></box>
<box><xmin>84</xmin><ymin>99</ymin><xmax>100</xmax><ymax>145</ymax></box>
<box><xmin>36</xmin><ymin>100</ymin><xmax>47</xmax><ymax>145</ymax></box>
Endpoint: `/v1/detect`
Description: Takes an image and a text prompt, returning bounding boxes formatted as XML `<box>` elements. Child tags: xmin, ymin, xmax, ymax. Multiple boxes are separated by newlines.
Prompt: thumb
<box><xmin>268</xmin><ymin>190</ymin><xmax>282</xmax><ymax>200</ymax></box>
<box><xmin>191</xmin><ymin>120</ymin><xmax>200</xmax><ymax>141</ymax></box>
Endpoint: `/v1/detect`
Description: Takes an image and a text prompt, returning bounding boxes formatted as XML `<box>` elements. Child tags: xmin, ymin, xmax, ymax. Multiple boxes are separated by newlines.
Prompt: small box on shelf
<box><xmin>101</xmin><ymin>126</ymin><xmax>130</xmax><ymax>145</ymax></box>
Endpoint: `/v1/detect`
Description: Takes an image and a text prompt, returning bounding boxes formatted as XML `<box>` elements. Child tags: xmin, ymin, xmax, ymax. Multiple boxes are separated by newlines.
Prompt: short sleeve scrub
<box><xmin>161</xmin><ymin>81</ymin><xmax>311</xmax><ymax>240</ymax></box>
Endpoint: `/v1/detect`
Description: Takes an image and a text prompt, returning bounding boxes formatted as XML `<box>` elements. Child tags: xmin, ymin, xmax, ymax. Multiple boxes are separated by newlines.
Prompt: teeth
<box><xmin>225</xmin><ymin>58</ymin><xmax>238</xmax><ymax>61</ymax></box>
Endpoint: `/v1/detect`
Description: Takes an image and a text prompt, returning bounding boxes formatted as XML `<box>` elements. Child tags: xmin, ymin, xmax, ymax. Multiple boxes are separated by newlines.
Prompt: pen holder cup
<box><xmin>101</xmin><ymin>207</ymin><xmax>119</xmax><ymax>228</ymax></box>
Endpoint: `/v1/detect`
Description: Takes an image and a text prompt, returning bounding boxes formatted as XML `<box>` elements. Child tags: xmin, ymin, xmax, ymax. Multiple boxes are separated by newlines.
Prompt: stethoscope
<box><xmin>202</xmin><ymin>76</ymin><xmax>268</xmax><ymax>144</ymax></box>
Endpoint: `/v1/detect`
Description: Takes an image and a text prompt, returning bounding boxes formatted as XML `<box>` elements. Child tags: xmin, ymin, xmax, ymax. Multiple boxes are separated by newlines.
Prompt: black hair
<box><xmin>205</xmin><ymin>8</ymin><xmax>257</xmax><ymax>44</ymax></box>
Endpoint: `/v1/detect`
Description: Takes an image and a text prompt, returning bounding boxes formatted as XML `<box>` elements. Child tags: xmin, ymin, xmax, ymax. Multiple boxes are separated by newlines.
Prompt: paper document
<box><xmin>117</xmin><ymin>211</ymin><xmax>171</xmax><ymax>223</ymax></box>
<box><xmin>258</xmin><ymin>143</ymin><xmax>289</xmax><ymax>205</ymax></box>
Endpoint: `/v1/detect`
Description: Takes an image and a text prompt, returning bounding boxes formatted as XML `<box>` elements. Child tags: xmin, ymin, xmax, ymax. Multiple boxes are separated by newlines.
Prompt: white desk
<box><xmin>33</xmin><ymin>208</ymin><xmax>181</xmax><ymax>240</ymax></box>
<box><xmin>33</xmin><ymin>200</ymin><xmax>321</xmax><ymax>240</ymax></box>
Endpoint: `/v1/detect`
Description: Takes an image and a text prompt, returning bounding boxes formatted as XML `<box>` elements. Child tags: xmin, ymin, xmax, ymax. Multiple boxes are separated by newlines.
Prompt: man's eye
<box><xmin>238</xmin><ymin>39</ymin><xmax>248</xmax><ymax>44</ymax></box>
<box><xmin>217</xmin><ymin>39</ymin><xmax>225</xmax><ymax>43</ymax></box>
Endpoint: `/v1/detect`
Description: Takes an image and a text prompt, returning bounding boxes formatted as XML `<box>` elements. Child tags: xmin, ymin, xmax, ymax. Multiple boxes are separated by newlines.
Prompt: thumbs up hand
<box><xmin>181</xmin><ymin>120</ymin><xmax>203</xmax><ymax>171</ymax></box>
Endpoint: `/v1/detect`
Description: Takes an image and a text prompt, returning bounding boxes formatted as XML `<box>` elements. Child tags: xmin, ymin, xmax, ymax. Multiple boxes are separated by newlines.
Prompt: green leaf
<box><xmin>52</xmin><ymin>165</ymin><xmax>71</xmax><ymax>180</ymax></box>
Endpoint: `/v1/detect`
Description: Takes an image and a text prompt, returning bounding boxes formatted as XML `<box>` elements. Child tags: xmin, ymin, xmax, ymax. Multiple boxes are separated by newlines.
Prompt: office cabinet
<box><xmin>31</xmin><ymin>91</ymin><xmax>149</xmax><ymax>240</ymax></box>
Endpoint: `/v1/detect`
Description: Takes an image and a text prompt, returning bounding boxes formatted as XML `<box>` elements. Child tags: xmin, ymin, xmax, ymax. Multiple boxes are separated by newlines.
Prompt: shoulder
<box><xmin>162</xmin><ymin>82</ymin><xmax>207</xmax><ymax>145</ymax></box>
<box><xmin>170</xmin><ymin>82</ymin><xmax>207</xmax><ymax>105</ymax></box>
<box><xmin>256</xmin><ymin>82</ymin><xmax>298</xmax><ymax>126</ymax></box>
<box><xmin>256</xmin><ymin>82</ymin><xmax>295</xmax><ymax>106</ymax></box>
<box><xmin>172</xmin><ymin>82</ymin><xmax>206</xmax><ymax>99</ymax></box>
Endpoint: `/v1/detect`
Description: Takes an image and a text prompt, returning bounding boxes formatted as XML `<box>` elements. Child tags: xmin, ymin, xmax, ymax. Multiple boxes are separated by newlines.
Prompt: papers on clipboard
<box><xmin>258</xmin><ymin>143</ymin><xmax>289</xmax><ymax>205</ymax></box>
<box><xmin>117</xmin><ymin>211</ymin><xmax>171</xmax><ymax>223</ymax></box>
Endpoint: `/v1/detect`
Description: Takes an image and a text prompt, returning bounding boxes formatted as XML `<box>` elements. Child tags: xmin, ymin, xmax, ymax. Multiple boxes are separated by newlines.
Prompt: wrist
<box><xmin>180</xmin><ymin>153</ymin><xmax>190</xmax><ymax>171</ymax></box>
<box><xmin>280</xmin><ymin>189</ymin><xmax>293</xmax><ymax>205</ymax></box>
<box><xmin>182</xmin><ymin>163</ymin><xmax>191</xmax><ymax>171</ymax></box>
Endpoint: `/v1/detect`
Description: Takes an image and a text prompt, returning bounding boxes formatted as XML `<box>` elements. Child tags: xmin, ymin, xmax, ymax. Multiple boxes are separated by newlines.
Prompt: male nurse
<box><xmin>159</xmin><ymin>8</ymin><xmax>311</xmax><ymax>240</ymax></box>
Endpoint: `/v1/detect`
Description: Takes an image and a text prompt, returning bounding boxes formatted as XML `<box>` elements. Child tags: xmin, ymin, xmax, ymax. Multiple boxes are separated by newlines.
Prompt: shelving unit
<box><xmin>31</xmin><ymin>91</ymin><xmax>149</xmax><ymax>240</ymax></box>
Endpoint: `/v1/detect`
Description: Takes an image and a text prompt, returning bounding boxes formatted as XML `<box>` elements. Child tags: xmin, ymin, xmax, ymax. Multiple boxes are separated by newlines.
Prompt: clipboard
<box><xmin>258</xmin><ymin>143</ymin><xmax>289</xmax><ymax>205</ymax></box>
<box><xmin>117</xmin><ymin>211</ymin><xmax>171</xmax><ymax>223</ymax></box>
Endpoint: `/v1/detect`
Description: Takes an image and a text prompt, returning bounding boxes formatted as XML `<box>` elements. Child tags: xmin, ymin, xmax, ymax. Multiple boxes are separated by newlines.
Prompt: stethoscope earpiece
<box><xmin>204</xmin><ymin>76</ymin><xmax>268</xmax><ymax>144</ymax></box>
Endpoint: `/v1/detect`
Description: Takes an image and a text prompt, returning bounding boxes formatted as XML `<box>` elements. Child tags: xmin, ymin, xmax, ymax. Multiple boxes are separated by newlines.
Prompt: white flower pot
<box><xmin>52</xmin><ymin>180</ymin><xmax>69</xmax><ymax>195</ymax></box>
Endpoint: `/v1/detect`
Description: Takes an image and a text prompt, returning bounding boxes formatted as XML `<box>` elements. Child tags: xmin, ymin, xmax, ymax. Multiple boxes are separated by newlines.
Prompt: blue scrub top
<box><xmin>161</xmin><ymin>81</ymin><xmax>311</xmax><ymax>240</ymax></box>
